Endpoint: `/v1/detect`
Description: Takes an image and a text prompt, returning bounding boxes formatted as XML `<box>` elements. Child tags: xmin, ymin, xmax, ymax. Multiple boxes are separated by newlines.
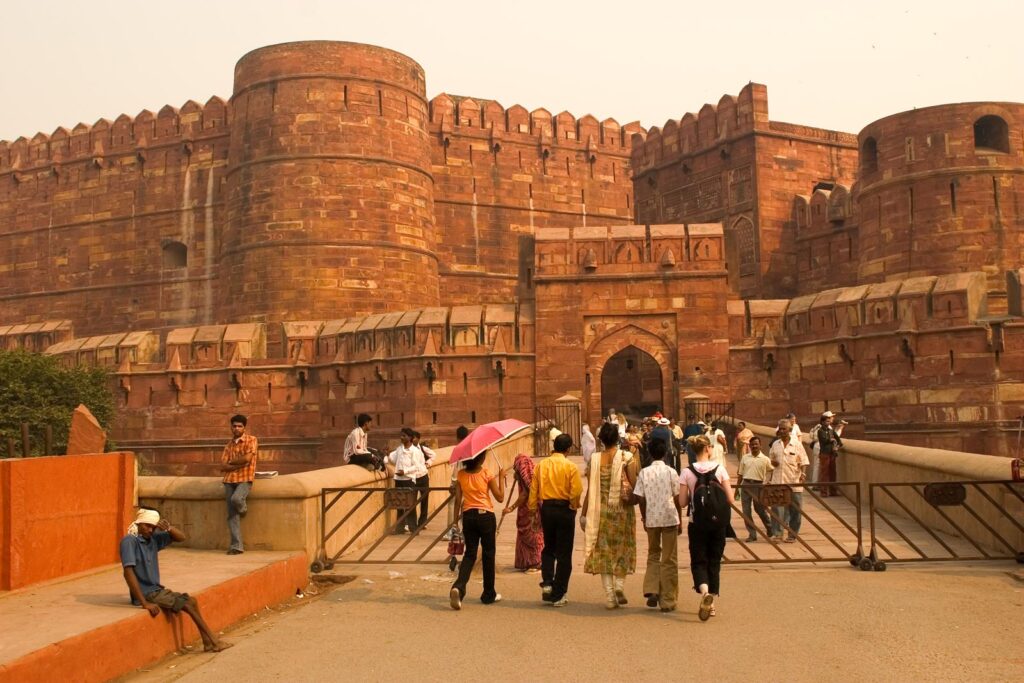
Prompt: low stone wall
<box><xmin>740</xmin><ymin>420</ymin><xmax>1023</xmax><ymax>555</ymax></box>
<box><xmin>138</xmin><ymin>426</ymin><xmax>534</xmax><ymax>562</ymax></box>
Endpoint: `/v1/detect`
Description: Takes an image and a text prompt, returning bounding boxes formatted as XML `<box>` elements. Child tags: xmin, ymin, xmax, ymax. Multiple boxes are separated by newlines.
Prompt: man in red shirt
<box><xmin>220</xmin><ymin>414</ymin><xmax>258</xmax><ymax>555</ymax></box>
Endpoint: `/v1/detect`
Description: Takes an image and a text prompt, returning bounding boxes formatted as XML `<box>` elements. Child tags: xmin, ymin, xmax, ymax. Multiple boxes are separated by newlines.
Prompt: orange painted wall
<box><xmin>0</xmin><ymin>452</ymin><xmax>134</xmax><ymax>590</ymax></box>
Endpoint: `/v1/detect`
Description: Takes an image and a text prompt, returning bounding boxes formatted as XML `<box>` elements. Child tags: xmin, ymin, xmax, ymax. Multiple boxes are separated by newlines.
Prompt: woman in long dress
<box><xmin>502</xmin><ymin>453</ymin><xmax>544</xmax><ymax>572</ymax></box>
<box><xmin>581</xmin><ymin>421</ymin><xmax>638</xmax><ymax>609</ymax></box>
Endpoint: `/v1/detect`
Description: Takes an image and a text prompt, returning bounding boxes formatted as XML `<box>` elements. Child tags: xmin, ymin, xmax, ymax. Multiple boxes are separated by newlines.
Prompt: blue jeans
<box><xmin>224</xmin><ymin>481</ymin><xmax>252</xmax><ymax>551</ymax></box>
<box><xmin>771</xmin><ymin>491</ymin><xmax>803</xmax><ymax>537</ymax></box>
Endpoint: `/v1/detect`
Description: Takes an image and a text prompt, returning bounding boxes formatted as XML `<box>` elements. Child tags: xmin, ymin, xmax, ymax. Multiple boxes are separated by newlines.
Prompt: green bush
<box><xmin>0</xmin><ymin>349</ymin><xmax>115</xmax><ymax>456</ymax></box>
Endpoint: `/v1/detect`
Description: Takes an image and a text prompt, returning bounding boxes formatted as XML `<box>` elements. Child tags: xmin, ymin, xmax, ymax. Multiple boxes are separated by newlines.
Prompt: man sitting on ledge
<box><xmin>119</xmin><ymin>508</ymin><xmax>231</xmax><ymax>653</ymax></box>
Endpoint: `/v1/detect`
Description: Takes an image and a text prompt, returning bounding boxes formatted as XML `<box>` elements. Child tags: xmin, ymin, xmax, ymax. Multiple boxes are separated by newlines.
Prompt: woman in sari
<box><xmin>503</xmin><ymin>453</ymin><xmax>544</xmax><ymax>572</ymax></box>
<box><xmin>581</xmin><ymin>421</ymin><xmax>639</xmax><ymax>609</ymax></box>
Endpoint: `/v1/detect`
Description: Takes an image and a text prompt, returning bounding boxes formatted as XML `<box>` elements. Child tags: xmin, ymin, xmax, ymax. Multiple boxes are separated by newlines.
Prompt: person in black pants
<box><xmin>412</xmin><ymin>431</ymin><xmax>436</xmax><ymax>528</ymax></box>
<box><xmin>449</xmin><ymin>451</ymin><xmax>509</xmax><ymax>610</ymax></box>
<box><xmin>528</xmin><ymin>433</ymin><xmax>583</xmax><ymax>607</ymax></box>
<box><xmin>679</xmin><ymin>434</ymin><xmax>736</xmax><ymax>621</ymax></box>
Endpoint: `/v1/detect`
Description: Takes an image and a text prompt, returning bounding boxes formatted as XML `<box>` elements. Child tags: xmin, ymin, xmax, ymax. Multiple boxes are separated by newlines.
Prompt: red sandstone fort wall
<box><xmin>428</xmin><ymin>95</ymin><xmax>640</xmax><ymax>305</ymax></box>
<box><xmin>0</xmin><ymin>100</ymin><xmax>229</xmax><ymax>337</ymax></box>
<box><xmin>729</xmin><ymin>274</ymin><xmax>1024</xmax><ymax>455</ymax></box>
<box><xmin>631</xmin><ymin>84</ymin><xmax>858</xmax><ymax>299</ymax></box>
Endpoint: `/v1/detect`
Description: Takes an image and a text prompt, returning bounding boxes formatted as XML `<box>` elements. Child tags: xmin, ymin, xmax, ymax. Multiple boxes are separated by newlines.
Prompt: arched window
<box><xmin>861</xmin><ymin>137</ymin><xmax>878</xmax><ymax>174</ymax></box>
<box><xmin>974</xmin><ymin>115</ymin><xmax>1009</xmax><ymax>153</ymax></box>
<box><xmin>162</xmin><ymin>241</ymin><xmax>187</xmax><ymax>268</ymax></box>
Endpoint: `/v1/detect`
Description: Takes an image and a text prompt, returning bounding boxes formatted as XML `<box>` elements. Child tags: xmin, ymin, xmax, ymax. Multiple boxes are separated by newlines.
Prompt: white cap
<box><xmin>657</xmin><ymin>417</ymin><xmax>671</xmax><ymax>425</ymax></box>
<box><xmin>822</xmin><ymin>411</ymin><xmax>836</xmax><ymax>418</ymax></box>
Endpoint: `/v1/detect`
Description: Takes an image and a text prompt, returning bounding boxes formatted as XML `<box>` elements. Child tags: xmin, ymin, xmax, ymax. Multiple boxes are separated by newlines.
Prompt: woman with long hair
<box><xmin>581</xmin><ymin>421</ymin><xmax>638</xmax><ymax>609</ymax></box>
<box><xmin>502</xmin><ymin>453</ymin><xmax>544</xmax><ymax>572</ymax></box>
<box><xmin>449</xmin><ymin>451</ymin><xmax>509</xmax><ymax>610</ymax></box>
<box><xmin>680</xmin><ymin>434</ymin><xmax>735</xmax><ymax>621</ymax></box>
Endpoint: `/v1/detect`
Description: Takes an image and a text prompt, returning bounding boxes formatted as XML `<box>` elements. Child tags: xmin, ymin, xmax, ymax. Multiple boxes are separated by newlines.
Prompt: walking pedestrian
<box><xmin>581</xmin><ymin>422</ymin><xmax>638</xmax><ymax>609</ymax></box>
<box><xmin>736</xmin><ymin>436</ymin><xmax>772</xmax><ymax>541</ymax></box>
<box><xmin>219</xmin><ymin>414</ymin><xmax>257</xmax><ymax>555</ymax></box>
<box><xmin>679</xmin><ymin>434</ymin><xmax>735</xmax><ymax>621</ymax></box>
<box><xmin>449</xmin><ymin>451</ymin><xmax>509</xmax><ymax>610</ymax></box>
<box><xmin>503</xmin><ymin>453</ymin><xmax>544</xmax><ymax>573</ymax></box>
<box><xmin>528</xmin><ymin>433</ymin><xmax>583</xmax><ymax>607</ymax></box>
<box><xmin>767</xmin><ymin>419</ymin><xmax>808</xmax><ymax>542</ymax></box>
<box><xmin>631</xmin><ymin>439</ymin><xmax>681</xmax><ymax>612</ymax></box>
<box><xmin>816</xmin><ymin>411</ymin><xmax>844</xmax><ymax>496</ymax></box>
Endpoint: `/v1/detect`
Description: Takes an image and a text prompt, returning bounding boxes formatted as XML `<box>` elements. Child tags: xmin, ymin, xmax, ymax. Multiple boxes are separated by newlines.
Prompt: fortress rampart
<box><xmin>2</xmin><ymin>40</ymin><xmax>1023</xmax><ymax>468</ymax></box>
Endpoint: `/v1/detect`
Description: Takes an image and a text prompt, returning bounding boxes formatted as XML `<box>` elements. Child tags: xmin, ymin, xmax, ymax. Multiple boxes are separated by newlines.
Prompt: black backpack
<box><xmin>688</xmin><ymin>464</ymin><xmax>731</xmax><ymax>529</ymax></box>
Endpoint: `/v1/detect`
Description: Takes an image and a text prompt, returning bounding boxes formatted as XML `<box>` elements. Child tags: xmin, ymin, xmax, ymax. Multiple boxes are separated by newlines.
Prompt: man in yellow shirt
<box><xmin>528</xmin><ymin>433</ymin><xmax>583</xmax><ymax>607</ymax></box>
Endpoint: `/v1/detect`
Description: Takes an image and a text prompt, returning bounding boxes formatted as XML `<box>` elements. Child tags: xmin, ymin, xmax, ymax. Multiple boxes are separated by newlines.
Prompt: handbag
<box><xmin>447</xmin><ymin>528</ymin><xmax>465</xmax><ymax>557</ymax></box>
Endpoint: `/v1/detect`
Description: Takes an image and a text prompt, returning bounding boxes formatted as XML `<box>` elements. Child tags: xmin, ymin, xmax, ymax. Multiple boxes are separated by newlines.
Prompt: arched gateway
<box><xmin>600</xmin><ymin>346</ymin><xmax>663</xmax><ymax>420</ymax></box>
<box><xmin>586</xmin><ymin>325</ymin><xmax>675</xmax><ymax>424</ymax></box>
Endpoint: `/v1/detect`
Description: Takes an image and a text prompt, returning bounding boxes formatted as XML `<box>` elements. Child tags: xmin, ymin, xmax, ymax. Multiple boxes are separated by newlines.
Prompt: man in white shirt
<box><xmin>343</xmin><ymin>414</ymin><xmax>377</xmax><ymax>469</ymax></box>
<box><xmin>630</xmin><ymin>440</ymin><xmax>682</xmax><ymax>612</ymax></box>
<box><xmin>412</xmin><ymin>431</ymin><xmax>436</xmax><ymax>528</ymax></box>
<box><xmin>767</xmin><ymin>419</ymin><xmax>808</xmax><ymax>542</ymax></box>
<box><xmin>388</xmin><ymin>427</ymin><xmax>428</xmax><ymax>533</ymax></box>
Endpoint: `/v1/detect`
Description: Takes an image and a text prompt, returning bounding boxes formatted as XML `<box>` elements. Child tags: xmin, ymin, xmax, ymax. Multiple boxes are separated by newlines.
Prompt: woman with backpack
<box><xmin>679</xmin><ymin>434</ymin><xmax>735</xmax><ymax>621</ymax></box>
<box><xmin>581</xmin><ymin>421</ymin><xmax>639</xmax><ymax>609</ymax></box>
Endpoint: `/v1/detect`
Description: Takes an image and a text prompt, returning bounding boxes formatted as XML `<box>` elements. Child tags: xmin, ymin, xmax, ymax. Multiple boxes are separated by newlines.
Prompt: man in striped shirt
<box><xmin>220</xmin><ymin>414</ymin><xmax>258</xmax><ymax>555</ymax></box>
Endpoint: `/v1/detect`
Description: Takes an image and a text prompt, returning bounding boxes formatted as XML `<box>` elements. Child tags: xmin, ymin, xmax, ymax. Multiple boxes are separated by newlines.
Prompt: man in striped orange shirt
<box><xmin>220</xmin><ymin>414</ymin><xmax>258</xmax><ymax>555</ymax></box>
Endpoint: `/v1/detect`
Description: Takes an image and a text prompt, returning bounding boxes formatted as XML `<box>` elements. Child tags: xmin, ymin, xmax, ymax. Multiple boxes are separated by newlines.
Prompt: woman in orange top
<box><xmin>449</xmin><ymin>451</ymin><xmax>509</xmax><ymax>610</ymax></box>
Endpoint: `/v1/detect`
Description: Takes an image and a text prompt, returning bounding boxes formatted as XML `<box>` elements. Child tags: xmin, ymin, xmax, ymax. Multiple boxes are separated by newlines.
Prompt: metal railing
<box><xmin>724</xmin><ymin>481</ymin><xmax>865</xmax><ymax>566</ymax></box>
<box><xmin>864</xmin><ymin>480</ymin><xmax>1024</xmax><ymax>570</ymax></box>
<box><xmin>312</xmin><ymin>484</ymin><xmax>456</xmax><ymax>570</ymax></box>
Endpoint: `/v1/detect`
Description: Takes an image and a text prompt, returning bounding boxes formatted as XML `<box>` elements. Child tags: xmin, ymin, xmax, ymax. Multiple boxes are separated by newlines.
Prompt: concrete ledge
<box><xmin>0</xmin><ymin>549</ymin><xmax>308</xmax><ymax>683</ymax></box>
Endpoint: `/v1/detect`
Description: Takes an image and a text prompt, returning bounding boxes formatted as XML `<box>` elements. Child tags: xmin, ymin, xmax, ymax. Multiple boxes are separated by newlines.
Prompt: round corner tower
<box><xmin>220</xmin><ymin>41</ymin><xmax>439</xmax><ymax>322</ymax></box>
<box><xmin>854</xmin><ymin>102</ymin><xmax>1024</xmax><ymax>286</ymax></box>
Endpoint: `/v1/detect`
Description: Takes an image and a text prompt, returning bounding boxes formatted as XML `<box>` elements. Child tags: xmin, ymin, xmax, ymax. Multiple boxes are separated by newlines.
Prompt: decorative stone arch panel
<box><xmin>585</xmin><ymin>324</ymin><xmax>675</xmax><ymax>423</ymax></box>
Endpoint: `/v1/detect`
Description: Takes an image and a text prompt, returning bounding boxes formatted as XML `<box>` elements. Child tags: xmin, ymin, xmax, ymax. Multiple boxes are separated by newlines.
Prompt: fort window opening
<box><xmin>974</xmin><ymin>115</ymin><xmax>1009</xmax><ymax>153</ymax></box>
<box><xmin>161</xmin><ymin>241</ymin><xmax>187</xmax><ymax>269</ymax></box>
<box><xmin>861</xmin><ymin>137</ymin><xmax>878</xmax><ymax>173</ymax></box>
<box><xmin>600</xmin><ymin>346</ymin><xmax>662</xmax><ymax>420</ymax></box>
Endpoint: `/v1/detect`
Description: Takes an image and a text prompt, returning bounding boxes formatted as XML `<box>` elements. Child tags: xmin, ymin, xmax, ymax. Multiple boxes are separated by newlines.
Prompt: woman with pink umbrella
<box><xmin>448</xmin><ymin>419</ymin><xmax>529</xmax><ymax>610</ymax></box>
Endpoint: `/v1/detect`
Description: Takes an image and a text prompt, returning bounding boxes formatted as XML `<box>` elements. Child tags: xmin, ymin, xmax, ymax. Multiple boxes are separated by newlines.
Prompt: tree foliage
<box><xmin>0</xmin><ymin>349</ymin><xmax>115</xmax><ymax>455</ymax></box>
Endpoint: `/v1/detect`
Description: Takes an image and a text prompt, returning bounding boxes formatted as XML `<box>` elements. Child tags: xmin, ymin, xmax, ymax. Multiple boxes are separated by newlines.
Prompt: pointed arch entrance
<box><xmin>586</xmin><ymin>324</ymin><xmax>675</xmax><ymax>424</ymax></box>
<box><xmin>600</xmin><ymin>346</ymin><xmax>663</xmax><ymax>420</ymax></box>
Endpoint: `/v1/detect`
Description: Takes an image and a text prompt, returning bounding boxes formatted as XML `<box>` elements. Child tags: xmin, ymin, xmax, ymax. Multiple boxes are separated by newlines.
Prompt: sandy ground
<box><xmin>124</xmin><ymin>558</ymin><xmax>1022</xmax><ymax>683</ymax></box>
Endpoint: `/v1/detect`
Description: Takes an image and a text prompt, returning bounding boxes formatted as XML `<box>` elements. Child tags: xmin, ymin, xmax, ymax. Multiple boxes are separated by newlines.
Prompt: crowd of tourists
<box><xmin>116</xmin><ymin>407</ymin><xmax>846</xmax><ymax>639</ymax></box>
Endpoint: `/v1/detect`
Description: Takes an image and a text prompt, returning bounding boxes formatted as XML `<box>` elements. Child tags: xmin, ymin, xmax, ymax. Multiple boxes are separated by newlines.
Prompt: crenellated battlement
<box><xmin>630</xmin><ymin>83</ymin><xmax>769</xmax><ymax>171</ymax></box>
<box><xmin>428</xmin><ymin>93</ymin><xmax>644</xmax><ymax>155</ymax></box>
<box><xmin>0</xmin><ymin>96</ymin><xmax>229</xmax><ymax>175</ymax></box>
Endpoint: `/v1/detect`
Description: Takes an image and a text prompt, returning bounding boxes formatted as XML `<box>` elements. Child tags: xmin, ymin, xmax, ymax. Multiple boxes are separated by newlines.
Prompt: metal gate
<box><xmin>724</xmin><ymin>481</ymin><xmax>865</xmax><ymax>565</ymax></box>
<box><xmin>534</xmin><ymin>400</ymin><xmax>582</xmax><ymax>455</ymax></box>
<box><xmin>311</xmin><ymin>484</ymin><xmax>456</xmax><ymax>570</ymax></box>
<box><xmin>863</xmin><ymin>479</ymin><xmax>1024</xmax><ymax>570</ymax></box>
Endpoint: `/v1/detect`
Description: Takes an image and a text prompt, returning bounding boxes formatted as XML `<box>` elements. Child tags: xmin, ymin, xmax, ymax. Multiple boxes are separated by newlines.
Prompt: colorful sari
<box><xmin>512</xmin><ymin>454</ymin><xmax>544</xmax><ymax>570</ymax></box>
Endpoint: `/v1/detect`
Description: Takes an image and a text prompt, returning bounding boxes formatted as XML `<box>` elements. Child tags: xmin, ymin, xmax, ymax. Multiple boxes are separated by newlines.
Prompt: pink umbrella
<box><xmin>449</xmin><ymin>419</ymin><xmax>531</xmax><ymax>464</ymax></box>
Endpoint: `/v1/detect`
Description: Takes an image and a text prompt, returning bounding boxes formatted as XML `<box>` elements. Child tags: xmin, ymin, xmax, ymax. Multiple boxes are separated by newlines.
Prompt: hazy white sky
<box><xmin>1</xmin><ymin>0</ymin><xmax>1020</xmax><ymax>141</ymax></box>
